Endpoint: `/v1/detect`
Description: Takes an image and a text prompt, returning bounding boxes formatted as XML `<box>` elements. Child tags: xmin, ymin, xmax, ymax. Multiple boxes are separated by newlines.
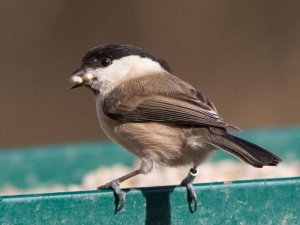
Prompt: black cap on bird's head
<box><xmin>82</xmin><ymin>44</ymin><xmax>171</xmax><ymax>72</ymax></box>
<box><xmin>69</xmin><ymin>44</ymin><xmax>171</xmax><ymax>90</ymax></box>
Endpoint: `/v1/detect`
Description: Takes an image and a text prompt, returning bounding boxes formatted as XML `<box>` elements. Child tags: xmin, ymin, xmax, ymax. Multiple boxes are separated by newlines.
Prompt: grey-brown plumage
<box><xmin>69</xmin><ymin>44</ymin><xmax>281</xmax><ymax>212</ymax></box>
<box><xmin>101</xmin><ymin>72</ymin><xmax>280</xmax><ymax>169</ymax></box>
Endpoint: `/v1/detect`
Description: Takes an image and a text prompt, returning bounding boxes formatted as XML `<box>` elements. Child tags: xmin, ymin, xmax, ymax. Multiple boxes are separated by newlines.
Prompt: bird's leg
<box><xmin>97</xmin><ymin>169</ymin><xmax>141</xmax><ymax>212</ymax></box>
<box><xmin>181</xmin><ymin>167</ymin><xmax>198</xmax><ymax>212</ymax></box>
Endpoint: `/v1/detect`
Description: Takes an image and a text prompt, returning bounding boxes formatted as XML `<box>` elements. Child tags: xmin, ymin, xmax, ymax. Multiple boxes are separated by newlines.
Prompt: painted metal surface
<box><xmin>1</xmin><ymin>178</ymin><xmax>299</xmax><ymax>225</ymax></box>
<box><xmin>0</xmin><ymin>127</ymin><xmax>299</xmax><ymax>224</ymax></box>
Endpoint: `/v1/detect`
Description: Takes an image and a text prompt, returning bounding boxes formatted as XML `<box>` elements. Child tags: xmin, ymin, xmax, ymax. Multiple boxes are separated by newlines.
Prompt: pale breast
<box><xmin>96</xmin><ymin>96</ymin><xmax>214</xmax><ymax>172</ymax></box>
<box><xmin>96</xmin><ymin>97</ymin><xmax>120</xmax><ymax>142</ymax></box>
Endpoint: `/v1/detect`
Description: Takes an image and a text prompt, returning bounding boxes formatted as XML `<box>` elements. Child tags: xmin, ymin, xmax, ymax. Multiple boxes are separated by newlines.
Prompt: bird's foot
<box><xmin>181</xmin><ymin>168</ymin><xmax>198</xmax><ymax>213</ymax></box>
<box><xmin>185</xmin><ymin>182</ymin><xmax>198</xmax><ymax>213</ymax></box>
<box><xmin>97</xmin><ymin>180</ymin><xmax>126</xmax><ymax>212</ymax></box>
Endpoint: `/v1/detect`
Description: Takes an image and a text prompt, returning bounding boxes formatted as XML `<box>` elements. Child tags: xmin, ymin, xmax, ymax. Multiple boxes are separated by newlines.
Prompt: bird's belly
<box><xmin>113</xmin><ymin>122</ymin><xmax>212</xmax><ymax>168</ymax></box>
<box><xmin>96</xmin><ymin>105</ymin><xmax>213</xmax><ymax>170</ymax></box>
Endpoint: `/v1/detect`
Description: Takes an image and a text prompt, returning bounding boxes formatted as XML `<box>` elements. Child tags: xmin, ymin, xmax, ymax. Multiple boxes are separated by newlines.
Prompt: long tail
<box><xmin>207</xmin><ymin>130</ymin><xmax>281</xmax><ymax>168</ymax></box>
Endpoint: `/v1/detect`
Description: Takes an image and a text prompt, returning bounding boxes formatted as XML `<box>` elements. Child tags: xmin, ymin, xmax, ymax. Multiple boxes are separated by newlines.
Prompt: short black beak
<box><xmin>71</xmin><ymin>67</ymin><xmax>85</xmax><ymax>77</ymax></box>
<box><xmin>69</xmin><ymin>83</ymin><xmax>83</xmax><ymax>90</ymax></box>
<box><xmin>69</xmin><ymin>68</ymin><xmax>86</xmax><ymax>90</ymax></box>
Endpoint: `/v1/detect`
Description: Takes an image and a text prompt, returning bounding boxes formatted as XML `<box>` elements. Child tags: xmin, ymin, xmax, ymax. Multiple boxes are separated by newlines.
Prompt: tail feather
<box><xmin>209</xmin><ymin>133</ymin><xmax>281</xmax><ymax>168</ymax></box>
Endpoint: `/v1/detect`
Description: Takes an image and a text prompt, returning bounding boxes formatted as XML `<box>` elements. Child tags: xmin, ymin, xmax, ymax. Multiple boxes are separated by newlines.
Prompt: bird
<box><xmin>69</xmin><ymin>44</ymin><xmax>281</xmax><ymax>212</ymax></box>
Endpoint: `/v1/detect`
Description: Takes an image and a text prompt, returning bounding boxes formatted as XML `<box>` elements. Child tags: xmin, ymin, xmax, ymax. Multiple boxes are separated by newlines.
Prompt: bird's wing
<box><xmin>102</xmin><ymin>73</ymin><xmax>235</xmax><ymax>128</ymax></box>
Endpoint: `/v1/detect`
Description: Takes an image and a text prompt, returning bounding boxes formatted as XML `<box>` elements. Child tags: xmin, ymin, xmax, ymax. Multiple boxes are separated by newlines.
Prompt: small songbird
<box><xmin>69</xmin><ymin>44</ymin><xmax>281</xmax><ymax>212</ymax></box>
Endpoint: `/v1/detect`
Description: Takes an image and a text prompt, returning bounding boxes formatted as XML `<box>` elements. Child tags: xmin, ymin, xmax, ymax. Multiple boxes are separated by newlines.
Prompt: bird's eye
<box><xmin>100</xmin><ymin>57</ymin><xmax>112</xmax><ymax>67</ymax></box>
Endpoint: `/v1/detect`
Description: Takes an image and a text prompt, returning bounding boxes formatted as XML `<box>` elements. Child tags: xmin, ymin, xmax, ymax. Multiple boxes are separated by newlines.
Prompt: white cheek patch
<box><xmin>94</xmin><ymin>55</ymin><xmax>164</xmax><ymax>82</ymax></box>
<box><xmin>86</xmin><ymin>55</ymin><xmax>165</xmax><ymax>96</ymax></box>
<box><xmin>88</xmin><ymin>67</ymin><xmax>119</xmax><ymax>84</ymax></box>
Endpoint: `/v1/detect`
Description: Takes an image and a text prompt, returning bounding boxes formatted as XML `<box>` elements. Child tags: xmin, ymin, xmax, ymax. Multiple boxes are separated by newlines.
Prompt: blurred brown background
<box><xmin>0</xmin><ymin>1</ymin><xmax>299</xmax><ymax>148</ymax></box>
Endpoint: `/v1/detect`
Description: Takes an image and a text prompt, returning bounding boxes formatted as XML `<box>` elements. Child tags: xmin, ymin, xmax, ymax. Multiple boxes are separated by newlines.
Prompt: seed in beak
<box><xmin>82</xmin><ymin>72</ymin><xmax>93</xmax><ymax>82</ymax></box>
<box><xmin>69</xmin><ymin>75</ymin><xmax>83</xmax><ymax>84</ymax></box>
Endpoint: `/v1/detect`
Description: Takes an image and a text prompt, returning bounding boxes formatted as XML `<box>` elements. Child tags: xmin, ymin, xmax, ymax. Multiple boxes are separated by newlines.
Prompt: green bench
<box><xmin>1</xmin><ymin>127</ymin><xmax>299</xmax><ymax>224</ymax></box>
